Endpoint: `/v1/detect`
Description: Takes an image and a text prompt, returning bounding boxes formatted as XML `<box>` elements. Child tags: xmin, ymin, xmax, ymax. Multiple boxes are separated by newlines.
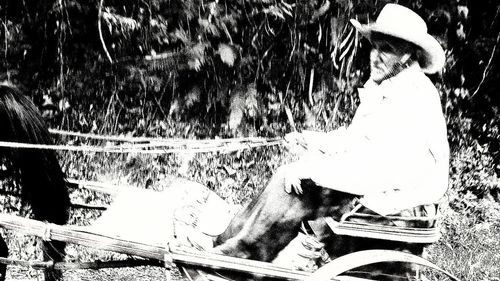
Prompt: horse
<box><xmin>0</xmin><ymin>84</ymin><xmax>70</xmax><ymax>281</ymax></box>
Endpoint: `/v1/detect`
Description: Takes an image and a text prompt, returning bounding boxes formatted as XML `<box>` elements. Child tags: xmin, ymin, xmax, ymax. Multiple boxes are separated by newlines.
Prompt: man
<box><xmin>213</xmin><ymin>3</ymin><xmax>449</xmax><ymax>278</ymax></box>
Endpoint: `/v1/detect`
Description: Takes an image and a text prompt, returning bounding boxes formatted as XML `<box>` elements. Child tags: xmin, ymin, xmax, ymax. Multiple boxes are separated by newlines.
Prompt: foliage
<box><xmin>0</xmin><ymin>0</ymin><xmax>365</xmax><ymax>134</ymax></box>
<box><xmin>1</xmin><ymin>0</ymin><xmax>498</xmax><ymax>149</ymax></box>
<box><xmin>450</xmin><ymin>141</ymin><xmax>500</xmax><ymax>204</ymax></box>
<box><xmin>425</xmin><ymin>201</ymin><xmax>500</xmax><ymax>281</ymax></box>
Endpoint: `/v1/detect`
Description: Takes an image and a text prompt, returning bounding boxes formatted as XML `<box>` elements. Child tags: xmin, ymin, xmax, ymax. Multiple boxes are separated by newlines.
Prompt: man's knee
<box><xmin>263</xmin><ymin>165</ymin><xmax>294</xmax><ymax>196</ymax></box>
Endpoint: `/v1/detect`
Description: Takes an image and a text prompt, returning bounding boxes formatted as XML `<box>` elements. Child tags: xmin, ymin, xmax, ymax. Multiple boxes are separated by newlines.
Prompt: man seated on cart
<box><xmin>212</xmin><ymin>4</ymin><xmax>449</xmax><ymax>279</ymax></box>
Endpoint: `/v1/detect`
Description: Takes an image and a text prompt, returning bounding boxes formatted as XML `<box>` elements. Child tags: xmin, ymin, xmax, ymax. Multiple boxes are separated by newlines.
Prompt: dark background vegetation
<box><xmin>0</xmin><ymin>0</ymin><xmax>499</xmax><ymax>280</ymax></box>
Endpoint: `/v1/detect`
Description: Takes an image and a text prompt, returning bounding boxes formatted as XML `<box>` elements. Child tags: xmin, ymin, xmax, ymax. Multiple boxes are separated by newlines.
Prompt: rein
<box><xmin>0</xmin><ymin>129</ymin><xmax>284</xmax><ymax>154</ymax></box>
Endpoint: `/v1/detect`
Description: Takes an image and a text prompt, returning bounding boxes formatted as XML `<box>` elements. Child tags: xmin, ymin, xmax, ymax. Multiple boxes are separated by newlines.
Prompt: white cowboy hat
<box><xmin>350</xmin><ymin>3</ymin><xmax>445</xmax><ymax>74</ymax></box>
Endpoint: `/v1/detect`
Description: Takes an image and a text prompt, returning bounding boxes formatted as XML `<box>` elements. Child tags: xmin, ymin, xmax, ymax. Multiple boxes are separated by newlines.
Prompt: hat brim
<box><xmin>350</xmin><ymin>19</ymin><xmax>445</xmax><ymax>74</ymax></box>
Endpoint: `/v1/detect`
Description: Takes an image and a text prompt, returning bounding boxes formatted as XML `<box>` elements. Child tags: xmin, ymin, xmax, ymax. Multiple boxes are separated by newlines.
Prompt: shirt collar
<box><xmin>360</xmin><ymin>62</ymin><xmax>422</xmax><ymax>102</ymax></box>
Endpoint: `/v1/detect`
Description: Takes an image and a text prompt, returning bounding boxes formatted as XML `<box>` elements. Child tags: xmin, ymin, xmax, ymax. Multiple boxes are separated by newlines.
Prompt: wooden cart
<box><xmin>0</xmin><ymin>179</ymin><xmax>460</xmax><ymax>281</ymax></box>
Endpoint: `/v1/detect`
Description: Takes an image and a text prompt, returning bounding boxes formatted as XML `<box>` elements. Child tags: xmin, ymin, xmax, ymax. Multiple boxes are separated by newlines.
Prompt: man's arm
<box><xmin>285</xmin><ymin>127</ymin><xmax>444</xmax><ymax>215</ymax></box>
<box><xmin>285</xmin><ymin>127</ymin><xmax>349</xmax><ymax>155</ymax></box>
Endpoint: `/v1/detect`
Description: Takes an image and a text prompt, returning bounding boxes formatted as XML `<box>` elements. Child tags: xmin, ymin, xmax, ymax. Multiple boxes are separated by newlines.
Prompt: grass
<box><xmin>1</xmin><ymin>122</ymin><xmax>499</xmax><ymax>280</ymax></box>
<box><xmin>425</xmin><ymin>197</ymin><xmax>500</xmax><ymax>281</ymax></box>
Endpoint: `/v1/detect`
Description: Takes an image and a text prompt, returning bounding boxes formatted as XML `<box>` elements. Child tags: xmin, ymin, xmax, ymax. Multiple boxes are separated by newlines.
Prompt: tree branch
<box><xmin>471</xmin><ymin>31</ymin><xmax>500</xmax><ymax>97</ymax></box>
<box><xmin>98</xmin><ymin>0</ymin><xmax>113</xmax><ymax>63</ymax></box>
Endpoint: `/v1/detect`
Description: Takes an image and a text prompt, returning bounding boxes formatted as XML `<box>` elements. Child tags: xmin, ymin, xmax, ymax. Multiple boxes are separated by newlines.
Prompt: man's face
<box><xmin>369</xmin><ymin>35</ymin><xmax>412</xmax><ymax>82</ymax></box>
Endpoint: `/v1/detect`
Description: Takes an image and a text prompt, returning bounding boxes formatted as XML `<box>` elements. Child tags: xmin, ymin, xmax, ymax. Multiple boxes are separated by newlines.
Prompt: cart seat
<box><xmin>320</xmin><ymin>202</ymin><xmax>441</xmax><ymax>244</ymax></box>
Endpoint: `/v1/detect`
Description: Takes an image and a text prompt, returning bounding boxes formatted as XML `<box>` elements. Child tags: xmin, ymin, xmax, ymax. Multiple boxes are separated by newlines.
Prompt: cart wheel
<box><xmin>307</xmin><ymin>249</ymin><xmax>460</xmax><ymax>281</ymax></box>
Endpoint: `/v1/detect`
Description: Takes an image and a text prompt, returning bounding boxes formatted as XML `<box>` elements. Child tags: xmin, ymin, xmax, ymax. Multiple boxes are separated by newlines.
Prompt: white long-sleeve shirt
<box><xmin>298</xmin><ymin>63</ymin><xmax>449</xmax><ymax>215</ymax></box>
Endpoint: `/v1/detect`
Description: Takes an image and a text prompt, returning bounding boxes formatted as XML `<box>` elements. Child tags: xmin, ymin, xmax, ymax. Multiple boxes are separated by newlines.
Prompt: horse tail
<box><xmin>0</xmin><ymin>84</ymin><xmax>69</xmax><ymax>280</ymax></box>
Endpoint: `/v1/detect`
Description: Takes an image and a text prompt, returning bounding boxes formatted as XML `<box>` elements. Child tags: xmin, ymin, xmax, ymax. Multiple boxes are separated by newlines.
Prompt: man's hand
<box><xmin>281</xmin><ymin>162</ymin><xmax>308</xmax><ymax>195</ymax></box>
<box><xmin>284</xmin><ymin>131</ymin><xmax>308</xmax><ymax>149</ymax></box>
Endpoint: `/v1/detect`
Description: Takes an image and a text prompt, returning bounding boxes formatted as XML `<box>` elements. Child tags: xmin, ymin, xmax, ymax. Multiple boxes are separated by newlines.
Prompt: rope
<box><xmin>49</xmin><ymin>128</ymin><xmax>151</xmax><ymax>143</ymax></box>
<box><xmin>0</xmin><ymin>139</ymin><xmax>283</xmax><ymax>154</ymax></box>
<box><xmin>67</xmin><ymin>179</ymin><xmax>124</xmax><ymax>195</ymax></box>
<box><xmin>49</xmin><ymin>128</ymin><xmax>282</xmax><ymax>145</ymax></box>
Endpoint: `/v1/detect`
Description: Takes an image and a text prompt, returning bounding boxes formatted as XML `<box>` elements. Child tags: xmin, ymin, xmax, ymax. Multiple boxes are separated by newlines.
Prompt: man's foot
<box><xmin>272</xmin><ymin>233</ymin><xmax>325</xmax><ymax>272</ymax></box>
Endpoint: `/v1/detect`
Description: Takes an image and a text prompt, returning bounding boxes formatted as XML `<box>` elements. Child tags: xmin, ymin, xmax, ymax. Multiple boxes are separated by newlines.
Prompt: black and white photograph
<box><xmin>0</xmin><ymin>0</ymin><xmax>498</xmax><ymax>280</ymax></box>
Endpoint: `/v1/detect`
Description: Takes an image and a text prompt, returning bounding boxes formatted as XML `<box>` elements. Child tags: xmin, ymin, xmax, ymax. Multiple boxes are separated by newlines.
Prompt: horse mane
<box><xmin>0</xmin><ymin>84</ymin><xmax>69</xmax><ymax>224</ymax></box>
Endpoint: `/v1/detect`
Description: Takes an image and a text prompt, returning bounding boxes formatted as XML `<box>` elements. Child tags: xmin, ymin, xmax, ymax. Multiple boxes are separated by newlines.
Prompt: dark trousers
<box><xmin>213</xmin><ymin>168</ymin><xmax>425</xmax><ymax>280</ymax></box>
<box><xmin>214</xmin><ymin>168</ymin><xmax>355</xmax><ymax>262</ymax></box>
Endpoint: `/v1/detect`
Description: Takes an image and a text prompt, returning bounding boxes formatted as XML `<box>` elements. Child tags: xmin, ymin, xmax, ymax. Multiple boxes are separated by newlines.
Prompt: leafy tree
<box><xmin>0</xmin><ymin>0</ymin><xmax>499</xmax><ymax>191</ymax></box>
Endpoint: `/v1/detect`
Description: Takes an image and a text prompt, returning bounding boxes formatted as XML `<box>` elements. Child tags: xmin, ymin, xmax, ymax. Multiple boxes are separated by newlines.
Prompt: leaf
<box><xmin>456</xmin><ymin>23</ymin><xmax>466</xmax><ymax>40</ymax></box>
<box><xmin>217</xmin><ymin>43</ymin><xmax>236</xmax><ymax>66</ymax></box>
<box><xmin>187</xmin><ymin>43</ymin><xmax>208</xmax><ymax>70</ymax></box>
<box><xmin>223</xmin><ymin>165</ymin><xmax>237</xmax><ymax>176</ymax></box>
<box><xmin>188</xmin><ymin>59</ymin><xmax>202</xmax><ymax>71</ymax></box>
<box><xmin>198</xmin><ymin>18</ymin><xmax>220</xmax><ymax>37</ymax></box>
<box><xmin>458</xmin><ymin>5</ymin><xmax>469</xmax><ymax>19</ymax></box>
<box><xmin>102</xmin><ymin>11</ymin><xmax>140</xmax><ymax>34</ymax></box>
<box><xmin>229</xmin><ymin>87</ymin><xmax>245</xmax><ymax>130</ymax></box>
<box><xmin>190</xmin><ymin>43</ymin><xmax>208</xmax><ymax>61</ymax></box>
<box><xmin>198</xmin><ymin>18</ymin><xmax>210</xmax><ymax>29</ymax></box>
<box><xmin>173</xmin><ymin>29</ymin><xmax>191</xmax><ymax>45</ymax></box>
<box><xmin>208</xmin><ymin>2</ymin><xmax>220</xmax><ymax>17</ymax></box>
<box><xmin>303</xmin><ymin>101</ymin><xmax>316</xmax><ymax>129</ymax></box>
<box><xmin>245</xmin><ymin>83</ymin><xmax>259</xmax><ymax>118</ymax></box>
<box><xmin>310</xmin><ymin>0</ymin><xmax>331</xmax><ymax>23</ymax></box>
<box><xmin>185</xmin><ymin>85</ymin><xmax>201</xmax><ymax>107</ymax></box>
<box><xmin>263</xmin><ymin>6</ymin><xmax>285</xmax><ymax>20</ymax></box>
<box><xmin>229</xmin><ymin>106</ymin><xmax>244</xmax><ymax>130</ymax></box>
<box><xmin>59</xmin><ymin>98</ymin><xmax>71</xmax><ymax>111</ymax></box>
<box><xmin>169</xmin><ymin>98</ymin><xmax>181</xmax><ymax>117</ymax></box>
